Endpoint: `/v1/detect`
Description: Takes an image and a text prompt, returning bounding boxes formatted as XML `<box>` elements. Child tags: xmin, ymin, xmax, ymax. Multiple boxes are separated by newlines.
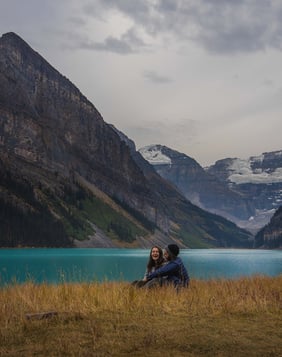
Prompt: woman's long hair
<box><xmin>147</xmin><ymin>246</ymin><xmax>164</xmax><ymax>272</ymax></box>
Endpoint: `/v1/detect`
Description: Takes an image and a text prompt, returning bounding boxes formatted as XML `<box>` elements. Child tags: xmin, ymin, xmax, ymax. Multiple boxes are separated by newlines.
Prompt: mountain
<box><xmin>139</xmin><ymin>145</ymin><xmax>255</xmax><ymax>222</ymax></box>
<box><xmin>0</xmin><ymin>32</ymin><xmax>254</xmax><ymax>249</ymax></box>
<box><xmin>207</xmin><ymin>151</ymin><xmax>282</xmax><ymax>232</ymax></box>
<box><xmin>139</xmin><ymin>145</ymin><xmax>282</xmax><ymax>248</ymax></box>
<box><xmin>255</xmin><ymin>206</ymin><xmax>282</xmax><ymax>249</ymax></box>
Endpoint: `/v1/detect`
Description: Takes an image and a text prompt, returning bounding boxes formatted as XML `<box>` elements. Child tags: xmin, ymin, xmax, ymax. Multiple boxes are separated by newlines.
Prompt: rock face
<box><xmin>255</xmin><ymin>206</ymin><xmax>282</xmax><ymax>248</ymax></box>
<box><xmin>0</xmin><ymin>32</ymin><xmax>253</xmax><ymax>248</ymax></box>
<box><xmin>139</xmin><ymin>145</ymin><xmax>255</xmax><ymax>223</ymax></box>
<box><xmin>139</xmin><ymin>145</ymin><xmax>282</xmax><ymax>248</ymax></box>
<box><xmin>207</xmin><ymin>151</ymin><xmax>282</xmax><ymax>232</ymax></box>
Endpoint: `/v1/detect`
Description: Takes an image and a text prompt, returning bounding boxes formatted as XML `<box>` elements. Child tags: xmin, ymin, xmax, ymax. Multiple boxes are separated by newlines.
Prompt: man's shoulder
<box><xmin>175</xmin><ymin>257</ymin><xmax>183</xmax><ymax>264</ymax></box>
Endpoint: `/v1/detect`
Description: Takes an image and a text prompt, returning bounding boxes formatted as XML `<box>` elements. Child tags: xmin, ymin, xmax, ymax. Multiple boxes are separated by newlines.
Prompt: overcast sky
<box><xmin>1</xmin><ymin>0</ymin><xmax>282</xmax><ymax>166</ymax></box>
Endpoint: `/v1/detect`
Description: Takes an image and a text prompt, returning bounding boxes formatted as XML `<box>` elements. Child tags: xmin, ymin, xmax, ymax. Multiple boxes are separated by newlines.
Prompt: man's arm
<box><xmin>147</xmin><ymin>260</ymin><xmax>178</xmax><ymax>280</ymax></box>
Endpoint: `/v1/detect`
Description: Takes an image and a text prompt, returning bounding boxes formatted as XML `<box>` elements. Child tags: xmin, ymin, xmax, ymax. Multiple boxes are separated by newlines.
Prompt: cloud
<box><xmin>67</xmin><ymin>16</ymin><xmax>87</xmax><ymax>27</ymax></box>
<box><xmin>143</xmin><ymin>70</ymin><xmax>172</xmax><ymax>84</ymax></box>
<box><xmin>92</xmin><ymin>0</ymin><xmax>282</xmax><ymax>54</ymax></box>
<box><xmin>100</xmin><ymin>0</ymin><xmax>151</xmax><ymax>25</ymax></box>
<box><xmin>186</xmin><ymin>0</ymin><xmax>282</xmax><ymax>54</ymax></box>
<box><xmin>3</xmin><ymin>1</ymin><xmax>282</xmax><ymax>56</ymax></box>
<box><xmin>67</xmin><ymin>26</ymin><xmax>148</xmax><ymax>54</ymax></box>
<box><xmin>92</xmin><ymin>28</ymin><xmax>148</xmax><ymax>54</ymax></box>
<box><xmin>88</xmin><ymin>35</ymin><xmax>134</xmax><ymax>54</ymax></box>
<box><xmin>262</xmin><ymin>79</ymin><xmax>274</xmax><ymax>87</ymax></box>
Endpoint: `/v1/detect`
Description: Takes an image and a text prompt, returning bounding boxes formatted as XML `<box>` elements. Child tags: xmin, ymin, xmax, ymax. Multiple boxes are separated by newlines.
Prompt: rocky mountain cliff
<box><xmin>139</xmin><ymin>145</ymin><xmax>282</xmax><ymax>248</ymax></box>
<box><xmin>207</xmin><ymin>151</ymin><xmax>282</xmax><ymax>232</ymax></box>
<box><xmin>139</xmin><ymin>145</ymin><xmax>255</xmax><ymax>221</ymax></box>
<box><xmin>0</xmin><ymin>32</ymin><xmax>253</xmax><ymax>248</ymax></box>
<box><xmin>255</xmin><ymin>206</ymin><xmax>282</xmax><ymax>249</ymax></box>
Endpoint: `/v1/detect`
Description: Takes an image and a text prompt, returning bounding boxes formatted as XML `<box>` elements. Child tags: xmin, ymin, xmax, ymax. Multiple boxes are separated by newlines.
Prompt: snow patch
<box><xmin>228</xmin><ymin>158</ymin><xmax>282</xmax><ymax>184</ymax></box>
<box><xmin>139</xmin><ymin>145</ymin><xmax>171</xmax><ymax>165</ymax></box>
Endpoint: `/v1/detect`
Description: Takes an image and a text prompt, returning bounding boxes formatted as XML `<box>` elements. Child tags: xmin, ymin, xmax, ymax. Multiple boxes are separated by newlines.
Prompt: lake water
<box><xmin>0</xmin><ymin>248</ymin><xmax>281</xmax><ymax>286</ymax></box>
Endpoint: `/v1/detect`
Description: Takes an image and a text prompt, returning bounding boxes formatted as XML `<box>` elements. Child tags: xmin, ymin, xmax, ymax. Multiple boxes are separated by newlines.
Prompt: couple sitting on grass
<box><xmin>132</xmin><ymin>244</ymin><xmax>189</xmax><ymax>290</ymax></box>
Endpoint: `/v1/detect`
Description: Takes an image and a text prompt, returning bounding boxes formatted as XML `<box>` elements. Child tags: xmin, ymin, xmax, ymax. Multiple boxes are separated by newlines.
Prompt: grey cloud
<box><xmin>91</xmin><ymin>36</ymin><xmax>134</xmax><ymax>54</ymax></box>
<box><xmin>123</xmin><ymin>27</ymin><xmax>148</xmax><ymax>49</ymax></box>
<box><xmin>83</xmin><ymin>0</ymin><xmax>150</xmax><ymax>26</ymax></box>
<box><xmin>143</xmin><ymin>70</ymin><xmax>172</xmax><ymax>84</ymax></box>
<box><xmin>184</xmin><ymin>1</ymin><xmax>279</xmax><ymax>54</ymax></box>
<box><xmin>67</xmin><ymin>16</ymin><xmax>87</xmax><ymax>27</ymax></box>
<box><xmin>66</xmin><ymin>27</ymin><xmax>147</xmax><ymax>54</ymax></box>
<box><xmin>92</xmin><ymin>28</ymin><xmax>147</xmax><ymax>54</ymax></box>
<box><xmin>93</xmin><ymin>0</ymin><xmax>282</xmax><ymax>54</ymax></box>
<box><xmin>102</xmin><ymin>0</ymin><xmax>150</xmax><ymax>21</ymax></box>
<box><xmin>158</xmin><ymin>0</ymin><xmax>179</xmax><ymax>13</ymax></box>
<box><xmin>196</xmin><ymin>23</ymin><xmax>267</xmax><ymax>54</ymax></box>
<box><xmin>262</xmin><ymin>79</ymin><xmax>274</xmax><ymax>87</ymax></box>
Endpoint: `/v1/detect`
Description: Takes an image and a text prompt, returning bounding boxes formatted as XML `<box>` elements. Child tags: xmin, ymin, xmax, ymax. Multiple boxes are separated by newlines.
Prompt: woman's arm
<box><xmin>143</xmin><ymin>268</ymin><xmax>150</xmax><ymax>280</ymax></box>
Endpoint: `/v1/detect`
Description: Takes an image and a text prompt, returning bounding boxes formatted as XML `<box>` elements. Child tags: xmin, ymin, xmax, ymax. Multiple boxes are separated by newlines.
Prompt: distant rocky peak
<box><xmin>139</xmin><ymin>145</ymin><xmax>204</xmax><ymax>171</ymax></box>
<box><xmin>139</xmin><ymin>145</ymin><xmax>172</xmax><ymax>165</ymax></box>
<box><xmin>208</xmin><ymin>150</ymin><xmax>282</xmax><ymax>185</ymax></box>
<box><xmin>250</xmin><ymin>150</ymin><xmax>282</xmax><ymax>171</ymax></box>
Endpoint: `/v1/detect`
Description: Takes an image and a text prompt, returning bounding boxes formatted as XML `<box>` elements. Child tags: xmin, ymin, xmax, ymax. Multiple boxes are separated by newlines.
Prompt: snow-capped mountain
<box><xmin>139</xmin><ymin>145</ymin><xmax>282</xmax><ymax>234</ymax></box>
<box><xmin>207</xmin><ymin>151</ymin><xmax>282</xmax><ymax>231</ymax></box>
<box><xmin>208</xmin><ymin>151</ymin><xmax>282</xmax><ymax>185</ymax></box>
<box><xmin>139</xmin><ymin>145</ymin><xmax>172</xmax><ymax>165</ymax></box>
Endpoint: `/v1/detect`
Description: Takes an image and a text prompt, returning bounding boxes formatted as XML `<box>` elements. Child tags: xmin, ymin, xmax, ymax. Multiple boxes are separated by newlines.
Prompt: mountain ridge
<box><xmin>139</xmin><ymin>144</ymin><xmax>282</xmax><ymax>247</ymax></box>
<box><xmin>0</xmin><ymin>32</ymin><xmax>253</xmax><ymax>248</ymax></box>
<box><xmin>255</xmin><ymin>206</ymin><xmax>282</xmax><ymax>249</ymax></box>
<box><xmin>139</xmin><ymin>144</ymin><xmax>255</xmax><ymax>221</ymax></box>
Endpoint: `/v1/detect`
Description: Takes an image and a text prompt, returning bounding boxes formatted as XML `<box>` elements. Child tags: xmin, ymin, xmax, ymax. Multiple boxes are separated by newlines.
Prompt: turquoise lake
<box><xmin>0</xmin><ymin>248</ymin><xmax>281</xmax><ymax>286</ymax></box>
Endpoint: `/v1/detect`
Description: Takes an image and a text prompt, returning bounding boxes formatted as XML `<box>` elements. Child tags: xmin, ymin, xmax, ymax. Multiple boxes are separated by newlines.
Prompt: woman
<box><xmin>132</xmin><ymin>246</ymin><xmax>165</xmax><ymax>287</ymax></box>
<box><xmin>144</xmin><ymin>244</ymin><xmax>190</xmax><ymax>290</ymax></box>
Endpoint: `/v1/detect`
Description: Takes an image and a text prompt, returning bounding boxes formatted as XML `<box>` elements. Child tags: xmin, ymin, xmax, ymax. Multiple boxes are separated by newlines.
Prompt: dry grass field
<box><xmin>0</xmin><ymin>275</ymin><xmax>281</xmax><ymax>356</ymax></box>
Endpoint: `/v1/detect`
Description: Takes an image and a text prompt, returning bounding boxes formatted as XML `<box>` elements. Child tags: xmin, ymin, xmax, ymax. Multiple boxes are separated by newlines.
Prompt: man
<box><xmin>144</xmin><ymin>244</ymin><xmax>190</xmax><ymax>289</ymax></box>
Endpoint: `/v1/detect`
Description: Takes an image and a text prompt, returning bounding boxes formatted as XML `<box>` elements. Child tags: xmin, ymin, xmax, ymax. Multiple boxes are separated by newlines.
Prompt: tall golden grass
<box><xmin>0</xmin><ymin>275</ymin><xmax>281</xmax><ymax>356</ymax></box>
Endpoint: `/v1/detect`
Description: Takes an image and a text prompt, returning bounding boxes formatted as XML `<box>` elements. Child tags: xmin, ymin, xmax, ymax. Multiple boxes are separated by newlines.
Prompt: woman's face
<box><xmin>151</xmin><ymin>247</ymin><xmax>160</xmax><ymax>261</ymax></box>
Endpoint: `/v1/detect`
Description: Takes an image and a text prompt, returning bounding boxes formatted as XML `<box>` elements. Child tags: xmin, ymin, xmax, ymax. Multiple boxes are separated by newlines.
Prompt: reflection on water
<box><xmin>0</xmin><ymin>248</ymin><xmax>281</xmax><ymax>286</ymax></box>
